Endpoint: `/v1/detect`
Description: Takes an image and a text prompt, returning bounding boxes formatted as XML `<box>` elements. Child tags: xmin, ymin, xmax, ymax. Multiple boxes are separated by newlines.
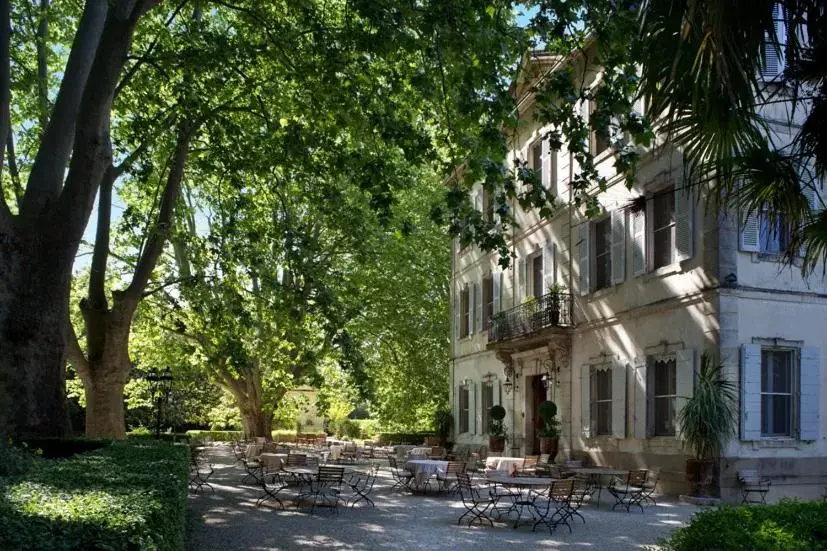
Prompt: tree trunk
<box><xmin>84</xmin><ymin>376</ymin><xmax>127</xmax><ymax>439</ymax></box>
<box><xmin>0</xmin><ymin>232</ymin><xmax>73</xmax><ymax>438</ymax></box>
<box><xmin>240</xmin><ymin>407</ymin><xmax>273</xmax><ymax>441</ymax></box>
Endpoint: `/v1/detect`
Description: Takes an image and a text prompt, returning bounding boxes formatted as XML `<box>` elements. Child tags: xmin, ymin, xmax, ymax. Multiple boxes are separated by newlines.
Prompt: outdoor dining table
<box><xmin>404</xmin><ymin>459</ymin><xmax>448</xmax><ymax>492</ymax></box>
<box><xmin>484</xmin><ymin>475</ymin><xmax>559</xmax><ymax>528</ymax></box>
<box><xmin>485</xmin><ymin>456</ymin><xmax>525</xmax><ymax>473</ymax></box>
<box><xmin>259</xmin><ymin>452</ymin><xmax>288</xmax><ymax>471</ymax></box>
<box><xmin>567</xmin><ymin>467</ymin><xmax>628</xmax><ymax>508</ymax></box>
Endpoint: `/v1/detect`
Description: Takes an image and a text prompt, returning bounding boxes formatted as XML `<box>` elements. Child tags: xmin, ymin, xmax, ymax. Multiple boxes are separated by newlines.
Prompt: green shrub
<box><xmin>352</xmin><ymin>419</ymin><xmax>380</xmax><ymax>439</ymax></box>
<box><xmin>0</xmin><ymin>438</ymin><xmax>36</xmax><ymax>477</ymax></box>
<box><xmin>0</xmin><ymin>440</ymin><xmax>189</xmax><ymax>551</ymax></box>
<box><xmin>18</xmin><ymin>437</ymin><xmax>112</xmax><ymax>459</ymax></box>
<box><xmin>661</xmin><ymin>500</ymin><xmax>827</xmax><ymax>551</ymax></box>
<box><xmin>185</xmin><ymin>429</ymin><xmax>244</xmax><ymax>442</ymax></box>
<box><xmin>126</xmin><ymin>431</ymin><xmax>191</xmax><ymax>443</ymax></box>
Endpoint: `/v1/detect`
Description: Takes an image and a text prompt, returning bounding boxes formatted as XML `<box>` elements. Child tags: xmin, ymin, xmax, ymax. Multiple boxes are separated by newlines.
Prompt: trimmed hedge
<box><xmin>126</xmin><ymin>431</ymin><xmax>191</xmax><ymax>443</ymax></box>
<box><xmin>0</xmin><ymin>440</ymin><xmax>189</xmax><ymax>551</ymax></box>
<box><xmin>377</xmin><ymin>432</ymin><xmax>435</xmax><ymax>445</ymax></box>
<box><xmin>184</xmin><ymin>429</ymin><xmax>327</xmax><ymax>443</ymax></box>
<box><xmin>661</xmin><ymin>500</ymin><xmax>827</xmax><ymax>551</ymax></box>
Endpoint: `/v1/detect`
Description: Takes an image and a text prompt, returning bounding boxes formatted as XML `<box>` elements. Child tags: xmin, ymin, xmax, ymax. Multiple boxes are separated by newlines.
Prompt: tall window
<box><xmin>532</xmin><ymin>140</ymin><xmax>543</xmax><ymax>186</ymax></box>
<box><xmin>589</xmin><ymin>99</ymin><xmax>611</xmax><ymax>156</ymax></box>
<box><xmin>759</xmin><ymin>210</ymin><xmax>789</xmax><ymax>254</ymax></box>
<box><xmin>482</xmin><ymin>275</ymin><xmax>494</xmax><ymax>330</ymax></box>
<box><xmin>761</xmin><ymin>349</ymin><xmax>794</xmax><ymax>437</ymax></box>
<box><xmin>481</xmin><ymin>381</ymin><xmax>495</xmax><ymax>433</ymax></box>
<box><xmin>593</xmin><ymin>218</ymin><xmax>611</xmax><ymax>291</ymax></box>
<box><xmin>459</xmin><ymin>384</ymin><xmax>470</xmax><ymax>434</ymax></box>
<box><xmin>482</xmin><ymin>187</ymin><xmax>493</xmax><ymax>222</ymax></box>
<box><xmin>460</xmin><ymin>287</ymin><xmax>470</xmax><ymax>338</ymax></box>
<box><xmin>652</xmin><ymin>188</ymin><xmax>676</xmax><ymax>269</ymax></box>
<box><xmin>651</xmin><ymin>356</ymin><xmax>677</xmax><ymax>436</ymax></box>
<box><xmin>590</xmin><ymin>367</ymin><xmax>612</xmax><ymax>436</ymax></box>
<box><xmin>531</xmin><ymin>255</ymin><xmax>543</xmax><ymax>298</ymax></box>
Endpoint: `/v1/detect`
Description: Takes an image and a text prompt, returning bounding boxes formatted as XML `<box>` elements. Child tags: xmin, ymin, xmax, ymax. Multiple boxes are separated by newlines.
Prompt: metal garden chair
<box><xmin>532</xmin><ymin>479</ymin><xmax>575</xmax><ymax>534</ymax></box>
<box><xmin>456</xmin><ymin>472</ymin><xmax>495</xmax><ymax>526</ymax></box>
<box><xmin>738</xmin><ymin>469</ymin><xmax>771</xmax><ymax>504</ymax></box>
<box><xmin>608</xmin><ymin>469</ymin><xmax>648</xmax><ymax>513</ymax></box>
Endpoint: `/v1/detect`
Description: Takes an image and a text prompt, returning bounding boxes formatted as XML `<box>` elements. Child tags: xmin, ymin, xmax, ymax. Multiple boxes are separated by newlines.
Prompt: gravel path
<box><xmin>186</xmin><ymin>445</ymin><xmax>698</xmax><ymax>551</ymax></box>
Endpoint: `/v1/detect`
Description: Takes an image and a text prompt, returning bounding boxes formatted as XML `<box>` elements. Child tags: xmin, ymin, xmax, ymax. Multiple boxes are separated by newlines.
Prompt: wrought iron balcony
<box><xmin>488</xmin><ymin>291</ymin><xmax>573</xmax><ymax>343</ymax></box>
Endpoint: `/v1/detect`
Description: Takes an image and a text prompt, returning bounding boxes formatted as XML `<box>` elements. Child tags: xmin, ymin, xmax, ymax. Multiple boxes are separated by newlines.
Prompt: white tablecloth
<box><xmin>485</xmin><ymin>456</ymin><xmax>524</xmax><ymax>473</ymax></box>
<box><xmin>259</xmin><ymin>453</ymin><xmax>287</xmax><ymax>470</ymax></box>
<box><xmin>409</xmin><ymin>447</ymin><xmax>432</xmax><ymax>457</ymax></box>
<box><xmin>405</xmin><ymin>459</ymin><xmax>448</xmax><ymax>476</ymax></box>
<box><xmin>328</xmin><ymin>445</ymin><xmax>343</xmax><ymax>461</ymax></box>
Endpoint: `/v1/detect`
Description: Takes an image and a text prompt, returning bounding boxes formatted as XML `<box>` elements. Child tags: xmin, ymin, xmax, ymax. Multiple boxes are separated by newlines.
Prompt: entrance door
<box><xmin>530</xmin><ymin>375</ymin><xmax>546</xmax><ymax>454</ymax></box>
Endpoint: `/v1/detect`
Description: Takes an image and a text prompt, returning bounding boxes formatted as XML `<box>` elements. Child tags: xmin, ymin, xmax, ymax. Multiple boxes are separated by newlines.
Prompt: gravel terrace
<box><xmin>186</xmin><ymin>445</ymin><xmax>699</xmax><ymax>551</ymax></box>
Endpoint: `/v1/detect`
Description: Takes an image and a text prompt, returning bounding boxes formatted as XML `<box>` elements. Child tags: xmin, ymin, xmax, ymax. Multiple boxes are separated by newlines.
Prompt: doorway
<box><xmin>530</xmin><ymin>374</ymin><xmax>546</xmax><ymax>454</ymax></box>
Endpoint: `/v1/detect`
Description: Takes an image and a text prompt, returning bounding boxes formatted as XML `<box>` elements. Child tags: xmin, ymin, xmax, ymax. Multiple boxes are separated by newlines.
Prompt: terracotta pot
<box><xmin>539</xmin><ymin>437</ymin><xmax>559</xmax><ymax>461</ymax></box>
<box><xmin>489</xmin><ymin>435</ymin><xmax>506</xmax><ymax>453</ymax></box>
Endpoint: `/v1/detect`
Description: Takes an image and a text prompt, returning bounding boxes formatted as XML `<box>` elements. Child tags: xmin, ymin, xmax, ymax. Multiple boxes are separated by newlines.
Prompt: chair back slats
<box><xmin>549</xmin><ymin>479</ymin><xmax>575</xmax><ymax>501</ymax></box>
<box><xmin>538</xmin><ymin>453</ymin><xmax>550</xmax><ymax>464</ymax></box>
<box><xmin>522</xmin><ymin>455</ymin><xmax>539</xmax><ymax>469</ymax></box>
<box><xmin>738</xmin><ymin>469</ymin><xmax>761</xmax><ymax>484</ymax></box>
<box><xmin>317</xmin><ymin>466</ymin><xmax>345</xmax><ymax>485</ymax></box>
<box><xmin>446</xmin><ymin>461</ymin><xmax>466</xmax><ymax>474</ymax></box>
<box><xmin>627</xmin><ymin>469</ymin><xmax>648</xmax><ymax>487</ymax></box>
<box><xmin>287</xmin><ymin>453</ymin><xmax>307</xmax><ymax>467</ymax></box>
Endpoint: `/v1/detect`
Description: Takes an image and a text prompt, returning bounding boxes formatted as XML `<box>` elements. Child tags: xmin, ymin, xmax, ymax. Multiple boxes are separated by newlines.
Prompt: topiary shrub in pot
<box><xmin>488</xmin><ymin>405</ymin><xmax>507</xmax><ymax>453</ymax></box>
<box><xmin>538</xmin><ymin>400</ymin><xmax>561</xmax><ymax>460</ymax></box>
<box><xmin>677</xmin><ymin>352</ymin><xmax>737</xmax><ymax>497</ymax></box>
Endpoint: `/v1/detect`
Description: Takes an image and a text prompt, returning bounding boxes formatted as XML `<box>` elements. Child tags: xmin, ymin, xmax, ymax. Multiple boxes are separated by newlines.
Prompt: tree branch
<box><xmin>88</xmin><ymin>165</ymin><xmax>116</xmax><ymax>310</ymax></box>
<box><xmin>123</xmin><ymin>124</ymin><xmax>191</xmax><ymax>303</ymax></box>
<box><xmin>66</xmin><ymin>317</ymin><xmax>92</xmax><ymax>383</ymax></box>
<box><xmin>6</xmin><ymin>132</ymin><xmax>22</xmax><ymax>208</ymax></box>
<box><xmin>22</xmin><ymin>0</ymin><xmax>108</xmax><ymax>215</ymax></box>
<box><xmin>36</xmin><ymin>0</ymin><xmax>50</xmax><ymax>133</ymax></box>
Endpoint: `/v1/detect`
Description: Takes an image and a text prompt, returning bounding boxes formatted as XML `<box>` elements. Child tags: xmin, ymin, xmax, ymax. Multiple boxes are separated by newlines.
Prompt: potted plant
<box><xmin>538</xmin><ymin>400</ymin><xmax>561</xmax><ymax>460</ymax></box>
<box><xmin>523</xmin><ymin>295</ymin><xmax>540</xmax><ymax>331</ymax></box>
<box><xmin>546</xmin><ymin>282</ymin><xmax>566</xmax><ymax>326</ymax></box>
<box><xmin>433</xmin><ymin>406</ymin><xmax>453</xmax><ymax>446</ymax></box>
<box><xmin>677</xmin><ymin>352</ymin><xmax>738</xmax><ymax>497</ymax></box>
<box><xmin>488</xmin><ymin>405</ymin><xmax>507</xmax><ymax>453</ymax></box>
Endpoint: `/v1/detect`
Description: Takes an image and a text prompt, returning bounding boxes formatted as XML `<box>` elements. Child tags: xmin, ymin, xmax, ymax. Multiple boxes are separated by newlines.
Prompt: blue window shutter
<box><xmin>799</xmin><ymin>347</ymin><xmax>820</xmax><ymax>441</ymax></box>
<box><xmin>741</xmin><ymin>344</ymin><xmax>762</xmax><ymax>440</ymax></box>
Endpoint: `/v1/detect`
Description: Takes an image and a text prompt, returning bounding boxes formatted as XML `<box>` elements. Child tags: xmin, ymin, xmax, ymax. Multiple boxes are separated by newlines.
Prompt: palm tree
<box><xmin>637</xmin><ymin>0</ymin><xmax>827</xmax><ymax>275</ymax></box>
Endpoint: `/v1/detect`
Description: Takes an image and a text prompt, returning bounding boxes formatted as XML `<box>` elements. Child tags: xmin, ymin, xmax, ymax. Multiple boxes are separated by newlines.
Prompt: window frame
<box><xmin>459</xmin><ymin>384</ymin><xmax>470</xmax><ymax>434</ymax></box>
<box><xmin>650</xmin><ymin>187</ymin><xmax>676</xmax><ymax>270</ymax></box>
<box><xmin>649</xmin><ymin>354</ymin><xmax>677</xmax><ymax>437</ymax></box>
<box><xmin>589</xmin><ymin>99</ymin><xmax>611</xmax><ymax>157</ymax></box>
<box><xmin>760</xmin><ymin>348</ymin><xmax>798</xmax><ymax>438</ymax></box>
<box><xmin>590</xmin><ymin>366</ymin><xmax>613</xmax><ymax>436</ymax></box>
<box><xmin>758</xmin><ymin>209</ymin><xmax>790</xmax><ymax>254</ymax></box>
<box><xmin>460</xmin><ymin>286</ymin><xmax>470</xmax><ymax>338</ymax></box>
<box><xmin>592</xmin><ymin>216</ymin><xmax>612</xmax><ymax>292</ymax></box>
<box><xmin>481</xmin><ymin>380</ymin><xmax>495</xmax><ymax>434</ymax></box>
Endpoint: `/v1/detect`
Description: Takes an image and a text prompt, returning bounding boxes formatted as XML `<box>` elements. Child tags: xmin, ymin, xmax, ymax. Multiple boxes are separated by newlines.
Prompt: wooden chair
<box><xmin>738</xmin><ymin>469</ymin><xmax>771</xmax><ymax>504</ymax></box>
<box><xmin>456</xmin><ymin>472</ymin><xmax>495</xmax><ymax>526</ymax></box>
<box><xmin>286</xmin><ymin>453</ymin><xmax>307</xmax><ymax>467</ymax></box>
<box><xmin>429</xmin><ymin>446</ymin><xmax>447</xmax><ymax>460</ymax></box>
<box><xmin>388</xmin><ymin>456</ymin><xmax>414</xmax><ymax>490</ymax></box>
<box><xmin>308</xmin><ymin>466</ymin><xmax>345</xmax><ymax>513</ymax></box>
<box><xmin>437</xmin><ymin>461</ymin><xmax>466</xmax><ymax>494</ymax></box>
<box><xmin>608</xmin><ymin>469</ymin><xmax>648</xmax><ymax>513</ymax></box>
<box><xmin>641</xmin><ymin>469</ymin><xmax>660</xmax><ymax>505</ymax></box>
<box><xmin>532</xmin><ymin>479</ymin><xmax>575</xmax><ymax>534</ymax></box>
<box><xmin>520</xmin><ymin>455</ymin><xmax>539</xmax><ymax>475</ymax></box>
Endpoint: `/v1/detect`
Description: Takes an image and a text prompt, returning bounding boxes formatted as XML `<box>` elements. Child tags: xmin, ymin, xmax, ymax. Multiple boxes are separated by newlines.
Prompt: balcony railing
<box><xmin>488</xmin><ymin>291</ymin><xmax>573</xmax><ymax>343</ymax></box>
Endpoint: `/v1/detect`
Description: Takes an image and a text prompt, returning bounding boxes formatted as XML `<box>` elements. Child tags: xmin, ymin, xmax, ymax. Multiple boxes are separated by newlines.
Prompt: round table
<box><xmin>485</xmin><ymin>456</ymin><xmax>525</xmax><ymax>473</ymax></box>
<box><xmin>405</xmin><ymin>459</ymin><xmax>448</xmax><ymax>492</ymax></box>
<box><xmin>567</xmin><ymin>467</ymin><xmax>628</xmax><ymax>508</ymax></box>
<box><xmin>485</xmin><ymin>475</ymin><xmax>560</xmax><ymax>528</ymax></box>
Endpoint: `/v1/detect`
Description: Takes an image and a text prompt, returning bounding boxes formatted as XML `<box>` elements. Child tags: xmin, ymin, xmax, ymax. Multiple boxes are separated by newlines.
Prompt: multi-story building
<box><xmin>450</xmin><ymin>49</ymin><xmax>826</xmax><ymax>502</ymax></box>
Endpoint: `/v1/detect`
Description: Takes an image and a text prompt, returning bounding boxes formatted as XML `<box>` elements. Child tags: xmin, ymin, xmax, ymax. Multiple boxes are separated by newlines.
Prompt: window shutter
<box><xmin>581</xmin><ymin>364</ymin><xmax>591</xmax><ymax>439</ymax></box>
<box><xmin>799</xmin><ymin>347</ymin><xmax>820</xmax><ymax>441</ymax></box>
<box><xmin>579</xmin><ymin>222</ymin><xmax>590</xmax><ymax>296</ymax></box>
<box><xmin>675</xmin><ymin>186</ymin><xmax>694</xmax><ymax>261</ymax></box>
<box><xmin>542</xmin><ymin>241</ymin><xmax>556</xmax><ymax>292</ymax></box>
<box><xmin>541</xmin><ymin>138</ymin><xmax>551</xmax><ymax>189</ymax></box>
<box><xmin>633</xmin><ymin>356</ymin><xmax>648</xmax><ymax>438</ymax></box>
<box><xmin>611</xmin><ymin>209</ymin><xmax>626</xmax><ymax>284</ymax></box>
<box><xmin>675</xmin><ymin>349</ymin><xmax>696</xmax><ymax>439</ymax></box>
<box><xmin>492</xmin><ymin>271</ymin><xmax>501</xmax><ymax>314</ymax></box>
<box><xmin>631</xmin><ymin>207</ymin><xmax>646</xmax><ymax>276</ymax></box>
<box><xmin>454</xmin><ymin>384</ymin><xmax>461</xmax><ymax>436</ymax></box>
<box><xmin>493</xmin><ymin>380</ymin><xmax>501</xmax><ymax>407</ymax></box>
<box><xmin>800</xmin><ymin>180</ymin><xmax>818</xmax><ymax>257</ymax></box>
<box><xmin>741</xmin><ymin>344</ymin><xmax>762</xmax><ymax>440</ymax></box>
<box><xmin>740</xmin><ymin>208</ymin><xmax>761</xmax><ymax>252</ymax></box>
<box><xmin>474</xmin><ymin>281</ymin><xmax>483</xmax><ymax>333</ymax></box>
<box><xmin>517</xmin><ymin>256</ymin><xmax>526</xmax><ymax>303</ymax></box>
<box><xmin>454</xmin><ymin>285</ymin><xmax>461</xmax><ymax>345</ymax></box>
<box><xmin>761</xmin><ymin>3</ymin><xmax>786</xmax><ymax>79</ymax></box>
<box><xmin>612</xmin><ymin>362</ymin><xmax>627</xmax><ymax>438</ymax></box>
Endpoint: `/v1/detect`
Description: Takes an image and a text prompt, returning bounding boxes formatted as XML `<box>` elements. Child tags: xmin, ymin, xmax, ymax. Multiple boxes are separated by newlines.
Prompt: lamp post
<box><xmin>146</xmin><ymin>367</ymin><xmax>174</xmax><ymax>439</ymax></box>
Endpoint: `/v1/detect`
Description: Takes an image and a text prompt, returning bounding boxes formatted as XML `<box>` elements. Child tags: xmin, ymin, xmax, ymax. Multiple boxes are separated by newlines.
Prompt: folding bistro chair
<box><xmin>347</xmin><ymin>465</ymin><xmax>379</xmax><ymax>508</ymax></box>
<box><xmin>241</xmin><ymin>444</ymin><xmax>264</xmax><ymax>485</ymax></box>
<box><xmin>456</xmin><ymin>472</ymin><xmax>495</xmax><ymax>527</ymax></box>
<box><xmin>533</xmin><ymin>479</ymin><xmax>575</xmax><ymax>534</ymax></box>
<box><xmin>308</xmin><ymin>466</ymin><xmax>345</xmax><ymax>513</ymax></box>
<box><xmin>436</xmin><ymin>461</ymin><xmax>466</xmax><ymax>495</ymax></box>
<box><xmin>189</xmin><ymin>454</ymin><xmax>215</xmax><ymax>494</ymax></box>
<box><xmin>388</xmin><ymin>456</ymin><xmax>414</xmax><ymax>490</ymax></box>
<box><xmin>256</xmin><ymin>467</ymin><xmax>289</xmax><ymax>509</ymax></box>
<box><xmin>641</xmin><ymin>469</ymin><xmax>660</xmax><ymax>506</ymax></box>
<box><xmin>739</xmin><ymin>469</ymin><xmax>771</xmax><ymax>504</ymax></box>
<box><xmin>608</xmin><ymin>469</ymin><xmax>648</xmax><ymax>513</ymax></box>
